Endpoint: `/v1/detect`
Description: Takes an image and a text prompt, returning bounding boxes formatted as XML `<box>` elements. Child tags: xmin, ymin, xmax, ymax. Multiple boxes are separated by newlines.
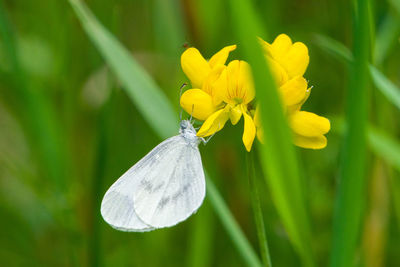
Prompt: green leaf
<box><xmin>67</xmin><ymin>1</ymin><xmax>261</xmax><ymax>266</ymax></box>
<box><xmin>369</xmin><ymin>65</ymin><xmax>400</xmax><ymax>111</ymax></box>
<box><xmin>69</xmin><ymin>0</ymin><xmax>177</xmax><ymax>139</ymax></box>
<box><xmin>313</xmin><ymin>34</ymin><xmax>353</xmax><ymax>63</ymax></box>
<box><xmin>368</xmin><ymin>127</ymin><xmax>400</xmax><ymax>172</ymax></box>
<box><xmin>331</xmin><ymin>117</ymin><xmax>400</xmax><ymax>232</ymax></box>
<box><xmin>206</xmin><ymin>177</ymin><xmax>262</xmax><ymax>267</ymax></box>
<box><xmin>0</xmin><ymin>1</ymin><xmax>67</xmax><ymax>191</ymax></box>
<box><xmin>247</xmin><ymin>151</ymin><xmax>272</xmax><ymax>267</ymax></box>
<box><xmin>330</xmin><ymin>0</ymin><xmax>371</xmax><ymax>266</ymax></box>
<box><xmin>389</xmin><ymin>0</ymin><xmax>400</xmax><ymax>15</ymax></box>
<box><xmin>314</xmin><ymin>34</ymin><xmax>400</xmax><ymax>111</ymax></box>
<box><xmin>228</xmin><ymin>1</ymin><xmax>315</xmax><ymax>267</ymax></box>
<box><xmin>374</xmin><ymin>13</ymin><xmax>400</xmax><ymax>64</ymax></box>
<box><xmin>152</xmin><ymin>0</ymin><xmax>185</xmax><ymax>56</ymax></box>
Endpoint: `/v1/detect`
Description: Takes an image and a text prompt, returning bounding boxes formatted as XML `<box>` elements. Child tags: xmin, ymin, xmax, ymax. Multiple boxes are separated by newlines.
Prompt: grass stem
<box><xmin>247</xmin><ymin>151</ymin><xmax>272</xmax><ymax>267</ymax></box>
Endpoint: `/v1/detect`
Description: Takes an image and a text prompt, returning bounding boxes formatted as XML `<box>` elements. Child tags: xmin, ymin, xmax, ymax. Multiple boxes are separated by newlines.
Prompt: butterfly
<box><xmin>101</xmin><ymin>120</ymin><xmax>206</xmax><ymax>232</ymax></box>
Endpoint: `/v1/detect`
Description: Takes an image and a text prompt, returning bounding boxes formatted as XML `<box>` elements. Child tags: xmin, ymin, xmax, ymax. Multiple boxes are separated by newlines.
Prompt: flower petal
<box><xmin>271</xmin><ymin>34</ymin><xmax>293</xmax><ymax>59</ymax></box>
<box><xmin>279</xmin><ymin>76</ymin><xmax>308</xmax><ymax>107</ymax></box>
<box><xmin>267</xmin><ymin>57</ymin><xmax>289</xmax><ymax>86</ymax></box>
<box><xmin>260</xmin><ymin>34</ymin><xmax>309</xmax><ymax>79</ymax></box>
<box><xmin>287</xmin><ymin>86</ymin><xmax>312</xmax><ymax>113</ymax></box>
<box><xmin>180</xmin><ymin>89</ymin><xmax>215</xmax><ymax>121</ymax></box>
<box><xmin>197</xmin><ymin>106</ymin><xmax>230</xmax><ymax>137</ymax></box>
<box><xmin>202</xmin><ymin>64</ymin><xmax>225</xmax><ymax>100</ymax></box>
<box><xmin>229</xmin><ymin>104</ymin><xmax>242</xmax><ymax>125</ymax></box>
<box><xmin>181</xmin><ymin>48</ymin><xmax>211</xmax><ymax>88</ymax></box>
<box><xmin>289</xmin><ymin>111</ymin><xmax>330</xmax><ymax>137</ymax></box>
<box><xmin>217</xmin><ymin>60</ymin><xmax>255</xmax><ymax>105</ymax></box>
<box><xmin>241</xmin><ymin>106</ymin><xmax>256</xmax><ymax>152</ymax></box>
<box><xmin>237</xmin><ymin>61</ymin><xmax>255</xmax><ymax>104</ymax></box>
<box><xmin>208</xmin><ymin>45</ymin><xmax>237</xmax><ymax>68</ymax></box>
<box><xmin>293</xmin><ymin>134</ymin><xmax>327</xmax><ymax>149</ymax></box>
<box><xmin>281</xmin><ymin>42</ymin><xmax>309</xmax><ymax>78</ymax></box>
<box><xmin>212</xmin><ymin>67</ymin><xmax>228</xmax><ymax>105</ymax></box>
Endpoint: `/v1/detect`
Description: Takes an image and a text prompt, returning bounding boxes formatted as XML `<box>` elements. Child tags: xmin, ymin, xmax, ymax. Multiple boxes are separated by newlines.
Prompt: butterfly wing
<box><xmin>133</xmin><ymin>136</ymin><xmax>206</xmax><ymax>228</ymax></box>
<box><xmin>100</xmin><ymin>136</ymin><xmax>183</xmax><ymax>232</ymax></box>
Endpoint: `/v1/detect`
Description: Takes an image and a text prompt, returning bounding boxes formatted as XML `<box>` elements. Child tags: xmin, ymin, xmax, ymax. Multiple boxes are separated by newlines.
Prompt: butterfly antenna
<box><xmin>179</xmin><ymin>83</ymin><xmax>187</xmax><ymax>122</ymax></box>
<box><xmin>180</xmin><ymin>83</ymin><xmax>187</xmax><ymax>97</ymax></box>
<box><xmin>189</xmin><ymin>104</ymin><xmax>194</xmax><ymax>124</ymax></box>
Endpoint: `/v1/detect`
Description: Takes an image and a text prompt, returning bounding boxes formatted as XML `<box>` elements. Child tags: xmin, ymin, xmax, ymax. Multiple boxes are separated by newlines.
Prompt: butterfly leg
<box><xmin>201</xmin><ymin>133</ymin><xmax>215</xmax><ymax>144</ymax></box>
<box><xmin>200</xmin><ymin>123</ymin><xmax>221</xmax><ymax>145</ymax></box>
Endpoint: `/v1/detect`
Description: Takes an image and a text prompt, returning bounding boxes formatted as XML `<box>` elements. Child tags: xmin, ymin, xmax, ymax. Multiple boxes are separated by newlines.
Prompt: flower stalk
<box><xmin>247</xmin><ymin>150</ymin><xmax>272</xmax><ymax>267</ymax></box>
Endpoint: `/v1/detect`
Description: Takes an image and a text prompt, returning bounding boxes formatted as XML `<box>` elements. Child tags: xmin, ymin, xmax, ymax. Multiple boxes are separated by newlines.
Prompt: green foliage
<box><xmin>314</xmin><ymin>34</ymin><xmax>400</xmax><ymax>112</ymax></box>
<box><xmin>228</xmin><ymin>1</ymin><xmax>315</xmax><ymax>266</ymax></box>
<box><xmin>1</xmin><ymin>0</ymin><xmax>400</xmax><ymax>266</ymax></box>
<box><xmin>330</xmin><ymin>0</ymin><xmax>371</xmax><ymax>266</ymax></box>
<box><xmin>68</xmin><ymin>0</ymin><xmax>261</xmax><ymax>266</ymax></box>
<box><xmin>69</xmin><ymin>0</ymin><xmax>178</xmax><ymax>139</ymax></box>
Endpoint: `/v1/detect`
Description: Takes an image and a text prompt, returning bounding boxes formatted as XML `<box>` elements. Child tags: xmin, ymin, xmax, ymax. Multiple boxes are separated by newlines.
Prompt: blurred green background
<box><xmin>1</xmin><ymin>0</ymin><xmax>400</xmax><ymax>266</ymax></box>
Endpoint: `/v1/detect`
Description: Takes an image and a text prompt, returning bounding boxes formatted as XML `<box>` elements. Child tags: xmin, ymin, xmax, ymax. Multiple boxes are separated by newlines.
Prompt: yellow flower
<box><xmin>254</xmin><ymin>91</ymin><xmax>330</xmax><ymax>149</ymax></box>
<box><xmin>255</xmin><ymin>34</ymin><xmax>330</xmax><ymax>149</ymax></box>
<box><xmin>196</xmin><ymin>60</ymin><xmax>256</xmax><ymax>152</ymax></box>
<box><xmin>284</xmin><ymin>88</ymin><xmax>330</xmax><ymax>149</ymax></box>
<box><xmin>259</xmin><ymin>34</ymin><xmax>309</xmax><ymax>86</ymax></box>
<box><xmin>179</xmin><ymin>34</ymin><xmax>330</xmax><ymax>151</ymax></box>
<box><xmin>180</xmin><ymin>45</ymin><xmax>236</xmax><ymax>120</ymax></box>
<box><xmin>289</xmin><ymin>110</ymin><xmax>331</xmax><ymax>149</ymax></box>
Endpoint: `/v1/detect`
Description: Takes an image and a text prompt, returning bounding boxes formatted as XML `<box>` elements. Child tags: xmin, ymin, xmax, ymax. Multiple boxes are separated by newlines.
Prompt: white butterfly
<box><xmin>101</xmin><ymin>120</ymin><xmax>206</xmax><ymax>232</ymax></box>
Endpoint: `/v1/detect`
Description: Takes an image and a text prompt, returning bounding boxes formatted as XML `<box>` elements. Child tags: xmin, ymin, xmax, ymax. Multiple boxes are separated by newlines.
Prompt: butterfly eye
<box><xmin>180</xmin><ymin>121</ymin><xmax>187</xmax><ymax>130</ymax></box>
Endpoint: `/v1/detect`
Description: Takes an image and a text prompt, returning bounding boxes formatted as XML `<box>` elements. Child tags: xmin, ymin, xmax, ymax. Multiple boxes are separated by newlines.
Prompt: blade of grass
<box><xmin>368</xmin><ymin>127</ymin><xmax>400</xmax><ymax>172</ymax></box>
<box><xmin>367</xmin><ymin>129</ymin><xmax>400</xmax><ymax>233</ymax></box>
<box><xmin>369</xmin><ymin>66</ymin><xmax>400</xmax><ymax>111</ymax></box>
<box><xmin>314</xmin><ymin>34</ymin><xmax>400</xmax><ymax>111</ymax></box>
<box><xmin>88</xmin><ymin>89</ymin><xmax>116</xmax><ymax>267</ymax></box>
<box><xmin>247</xmin><ymin>151</ymin><xmax>272</xmax><ymax>267</ymax></box>
<box><xmin>67</xmin><ymin>1</ymin><xmax>262</xmax><ymax>266</ymax></box>
<box><xmin>389</xmin><ymin>0</ymin><xmax>400</xmax><ymax>14</ymax></box>
<box><xmin>0</xmin><ymin>2</ymin><xmax>78</xmax><ymax>264</ymax></box>
<box><xmin>0</xmin><ymin>0</ymin><xmax>66</xmax><ymax>192</ymax></box>
<box><xmin>206</xmin><ymin>177</ymin><xmax>262</xmax><ymax>267</ymax></box>
<box><xmin>391</xmin><ymin>173</ymin><xmax>400</xmax><ymax>229</ymax></box>
<box><xmin>331</xmin><ymin>117</ymin><xmax>400</xmax><ymax>177</ymax></box>
<box><xmin>331</xmin><ymin>117</ymin><xmax>400</xmax><ymax>231</ymax></box>
<box><xmin>228</xmin><ymin>1</ymin><xmax>314</xmax><ymax>266</ymax></box>
<box><xmin>374</xmin><ymin>13</ymin><xmax>400</xmax><ymax>65</ymax></box>
<box><xmin>68</xmin><ymin>0</ymin><xmax>177</xmax><ymax>139</ymax></box>
<box><xmin>152</xmin><ymin>0</ymin><xmax>185</xmax><ymax>56</ymax></box>
<box><xmin>330</xmin><ymin>0</ymin><xmax>371</xmax><ymax>266</ymax></box>
<box><xmin>313</xmin><ymin>34</ymin><xmax>353</xmax><ymax>63</ymax></box>
<box><xmin>186</xmin><ymin>201</ymin><xmax>215</xmax><ymax>267</ymax></box>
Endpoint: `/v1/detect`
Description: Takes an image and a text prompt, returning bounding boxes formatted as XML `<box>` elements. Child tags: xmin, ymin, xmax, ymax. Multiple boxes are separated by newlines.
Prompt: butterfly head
<box><xmin>179</xmin><ymin>120</ymin><xmax>199</xmax><ymax>143</ymax></box>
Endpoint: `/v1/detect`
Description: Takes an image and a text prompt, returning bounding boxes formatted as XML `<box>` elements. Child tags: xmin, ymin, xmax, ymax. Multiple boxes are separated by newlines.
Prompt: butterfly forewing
<box><xmin>100</xmin><ymin>136</ymin><xmax>182</xmax><ymax>232</ymax></box>
<box><xmin>133</xmin><ymin>136</ymin><xmax>206</xmax><ymax>228</ymax></box>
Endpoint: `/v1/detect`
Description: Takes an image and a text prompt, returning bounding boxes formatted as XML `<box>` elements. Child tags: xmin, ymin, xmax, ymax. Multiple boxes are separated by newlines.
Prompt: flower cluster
<box><xmin>180</xmin><ymin>34</ymin><xmax>330</xmax><ymax>151</ymax></box>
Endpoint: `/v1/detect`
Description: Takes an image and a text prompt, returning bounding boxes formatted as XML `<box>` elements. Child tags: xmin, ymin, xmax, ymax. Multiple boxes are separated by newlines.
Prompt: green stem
<box><xmin>246</xmin><ymin>151</ymin><xmax>272</xmax><ymax>267</ymax></box>
<box><xmin>206</xmin><ymin>176</ymin><xmax>263</xmax><ymax>267</ymax></box>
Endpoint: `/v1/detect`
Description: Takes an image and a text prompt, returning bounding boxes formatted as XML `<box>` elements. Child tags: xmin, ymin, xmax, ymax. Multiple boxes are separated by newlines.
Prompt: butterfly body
<box><xmin>179</xmin><ymin>120</ymin><xmax>201</xmax><ymax>146</ymax></box>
